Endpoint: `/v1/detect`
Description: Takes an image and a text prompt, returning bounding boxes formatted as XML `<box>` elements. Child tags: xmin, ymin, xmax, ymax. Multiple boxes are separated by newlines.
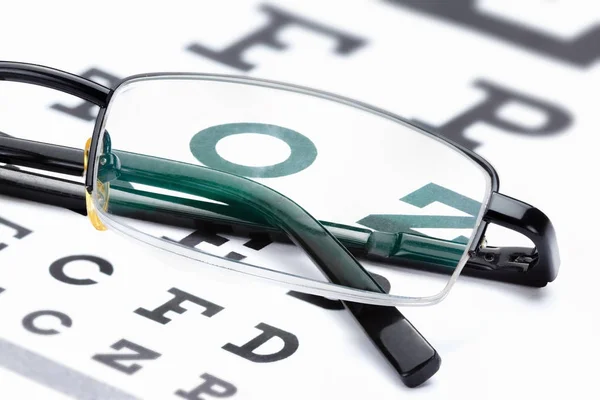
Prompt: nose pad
<box><xmin>84</xmin><ymin>137</ymin><xmax>108</xmax><ymax>231</ymax></box>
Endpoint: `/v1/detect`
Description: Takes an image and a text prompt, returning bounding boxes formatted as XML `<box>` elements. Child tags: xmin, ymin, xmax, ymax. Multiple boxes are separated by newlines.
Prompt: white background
<box><xmin>0</xmin><ymin>1</ymin><xmax>599</xmax><ymax>399</ymax></box>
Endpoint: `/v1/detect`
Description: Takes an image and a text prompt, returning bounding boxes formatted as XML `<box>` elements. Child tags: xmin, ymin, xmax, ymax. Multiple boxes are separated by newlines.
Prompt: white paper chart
<box><xmin>0</xmin><ymin>1</ymin><xmax>599</xmax><ymax>399</ymax></box>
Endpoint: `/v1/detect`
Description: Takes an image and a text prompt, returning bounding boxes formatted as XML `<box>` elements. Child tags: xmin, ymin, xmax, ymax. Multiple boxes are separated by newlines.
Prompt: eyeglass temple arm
<box><xmin>481</xmin><ymin>192</ymin><xmax>560</xmax><ymax>286</ymax></box>
<box><xmin>0</xmin><ymin>132</ymin><xmax>465</xmax><ymax>267</ymax></box>
<box><xmin>0</xmin><ymin>135</ymin><xmax>558</xmax><ymax>287</ymax></box>
<box><xmin>0</xmin><ymin>134</ymin><xmax>440</xmax><ymax>388</ymax></box>
<box><xmin>0</xmin><ymin>61</ymin><xmax>559</xmax><ymax>287</ymax></box>
<box><xmin>0</xmin><ymin>61</ymin><xmax>442</xmax><ymax>387</ymax></box>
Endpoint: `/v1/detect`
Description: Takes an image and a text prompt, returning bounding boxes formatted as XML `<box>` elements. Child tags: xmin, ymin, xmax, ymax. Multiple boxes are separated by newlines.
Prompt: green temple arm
<box><xmin>101</xmin><ymin>149</ymin><xmax>470</xmax><ymax>275</ymax></box>
<box><xmin>108</xmin><ymin>181</ymin><xmax>467</xmax><ymax>269</ymax></box>
<box><xmin>101</xmin><ymin>149</ymin><xmax>388</xmax><ymax>291</ymax></box>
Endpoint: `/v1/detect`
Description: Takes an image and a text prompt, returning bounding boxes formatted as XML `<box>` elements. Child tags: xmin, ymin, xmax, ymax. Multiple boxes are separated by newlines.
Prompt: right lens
<box><xmin>92</xmin><ymin>74</ymin><xmax>492</xmax><ymax>306</ymax></box>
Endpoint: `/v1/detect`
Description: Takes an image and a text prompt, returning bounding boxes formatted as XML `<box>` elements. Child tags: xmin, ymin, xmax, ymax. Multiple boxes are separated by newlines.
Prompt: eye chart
<box><xmin>0</xmin><ymin>1</ymin><xmax>598</xmax><ymax>399</ymax></box>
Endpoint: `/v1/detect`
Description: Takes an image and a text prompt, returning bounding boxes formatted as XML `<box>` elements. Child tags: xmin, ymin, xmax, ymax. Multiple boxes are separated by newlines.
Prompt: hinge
<box><xmin>469</xmin><ymin>244</ymin><xmax>538</xmax><ymax>272</ymax></box>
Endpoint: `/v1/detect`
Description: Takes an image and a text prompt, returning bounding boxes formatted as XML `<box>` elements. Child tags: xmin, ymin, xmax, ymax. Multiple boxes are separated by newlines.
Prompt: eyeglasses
<box><xmin>0</xmin><ymin>61</ymin><xmax>560</xmax><ymax>388</ymax></box>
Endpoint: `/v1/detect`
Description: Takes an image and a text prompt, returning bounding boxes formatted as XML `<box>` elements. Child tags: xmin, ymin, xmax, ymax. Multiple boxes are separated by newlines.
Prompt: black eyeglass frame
<box><xmin>0</xmin><ymin>61</ymin><xmax>561</xmax><ymax>389</ymax></box>
<box><xmin>0</xmin><ymin>61</ymin><xmax>560</xmax><ymax>287</ymax></box>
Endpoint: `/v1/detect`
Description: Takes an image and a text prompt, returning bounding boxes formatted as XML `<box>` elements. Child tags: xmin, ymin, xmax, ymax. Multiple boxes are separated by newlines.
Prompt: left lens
<box><xmin>92</xmin><ymin>75</ymin><xmax>492</xmax><ymax>305</ymax></box>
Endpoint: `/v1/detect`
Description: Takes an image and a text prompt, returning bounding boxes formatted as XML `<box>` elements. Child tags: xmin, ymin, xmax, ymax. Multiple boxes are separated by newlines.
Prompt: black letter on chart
<box><xmin>413</xmin><ymin>79</ymin><xmax>571</xmax><ymax>151</ymax></box>
<box><xmin>0</xmin><ymin>216</ymin><xmax>31</xmax><ymax>251</ymax></box>
<box><xmin>49</xmin><ymin>255</ymin><xmax>114</xmax><ymax>285</ymax></box>
<box><xmin>222</xmin><ymin>322</ymin><xmax>298</xmax><ymax>363</ymax></box>
<box><xmin>135</xmin><ymin>288</ymin><xmax>224</xmax><ymax>325</ymax></box>
<box><xmin>176</xmin><ymin>373</ymin><xmax>237</xmax><ymax>399</ymax></box>
<box><xmin>386</xmin><ymin>0</ymin><xmax>600</xmax><ymax>67</ymax></box>
<box><xmin>22</xmin><ymin>310</ymin><xmax>73</xmax><ymax>335</ymax></box>
<box><xmin>92</xmin><ymin>339</ymin><xmax>161</xmax><ymax>375</ymax></box>
<box><xmin>187</xmin><ymin>4</ymin><xmax>366</xmax><ymax>71</ymax></box>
